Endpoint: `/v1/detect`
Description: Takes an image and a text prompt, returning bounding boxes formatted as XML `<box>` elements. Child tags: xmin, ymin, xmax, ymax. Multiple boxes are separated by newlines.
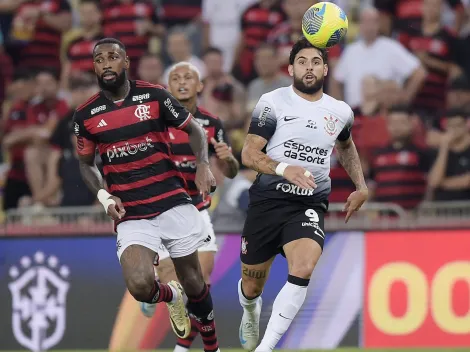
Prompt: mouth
<box><xmin>178</xmin><ymin>87</ymin><xmax>189</xmax><ymax>94</ymax></box>
<box><xmin>305</xmin><ymin>73</ymin><xmax>315</xmax><ymax>81</ymax></box>
<box><xmin>102</xmin><ymin>72</ymin><xmax>117</xmax><ymax>81</ymax></box>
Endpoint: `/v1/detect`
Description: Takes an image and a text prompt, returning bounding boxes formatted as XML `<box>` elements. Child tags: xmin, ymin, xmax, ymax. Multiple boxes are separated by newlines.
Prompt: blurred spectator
<box><xmin>61</xmin><ymin>0</ymin><xmax>103</xmax><ymax>90</ymax></box>
<box><xmin>0</xmin><ymin>33</ymin><xmax>13</xmax><ymax>109</ymax></box>
<box><xmin>22</xmin><ymin>68</ymin><xmax>69</xmax><ymax>207</ymax></box>
<box><xmin>2</xmin><ymin>70</ymin><xmax>36</xmax><ymax>210</ymax></box>
<box><xmin>200</xmin><ymin>47</ymin><xmax>246</xmax><ymax>130</ymax></box>
<box><xmin>428</xmin><ymin>108</ymin><xmax>470</xmax><ymax>200</ymax></box>
<box><xmin>40</xmin><ymin>74</ymin><xmax>99</xmax><ymax>207</ymax></box>
<box><xmin>202</xmin><ymin>0</ymin><xmax>257</xmax><ymax>71</ymax></box>
<box><xmin>374</xmin><ymin>0</ymin><xmax>465</xmax><ymax>36</ymax></box>
<box><xmin>160</xmin><ymin>0</ymin><xmax>202</xmax><ymax>28</ymax></box>
<box><xmin>232</xmin><ymin>0</ymin><xmax>286</xmax><ymax>85</ymax></box>
<box><xmin>10</xmin><ymin>0</ymin><xmax>72</xmax><ymax>72</ymax></box>
<box><xmin>368</xmin><ymin>105</ymin><xmax>431</xmax><ymax>209</ymax></box>
<box><xmin>102</xmin><ymin>0</ymin><xmax>164</xmax><ymax>78</ymax></box>
<box><xmin>247</xmin><ymin>43</ymin><xmax>290</xmax><ymax>111</ymax></box>
<box><xmin>399</xmin><ymin>0</ymin><xmax>461</xmax><ymax>122</ymax></box>
<box><xmin>267</xmin><ymin>0</ymin><xmax>314</xmax><ymax>73</ymax></box>
<box><xmin>162</xmin><ymin>27</ymin><xmax>206</xmax><ymax>84</ymax></box>
<box><xmin>447</xmin><ymin>75</ymin><xmax>470</xmax><ymax>112</ymax></box>
<box><xmin>137</xmin><ymin>53</ymin><xmax>165</xmax><ymax>86</ymax></box>
<box><xmin>331</xmin><ymin>7</ymin><xmax>427</xmax><ymax>109</ymax></box>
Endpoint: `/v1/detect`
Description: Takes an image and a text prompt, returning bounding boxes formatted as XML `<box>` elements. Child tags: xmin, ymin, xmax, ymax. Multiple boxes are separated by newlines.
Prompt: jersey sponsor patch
<box><xmin>283</xmin><ymin>140</ymin><xmax>328</xmax><ymax>164</ymax></box>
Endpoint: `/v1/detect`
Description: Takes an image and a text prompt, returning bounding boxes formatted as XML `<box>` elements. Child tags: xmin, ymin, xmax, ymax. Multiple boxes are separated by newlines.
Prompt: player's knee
<box><xmin>290</xmin><ymin>259</ymin><xmax>317</xmax><ymax>279</ymax></box>
<box><xmin>241</xmin><ymin>278</ymin><xmax>263</xmax><ymax>298</ymax></box>
<box><xmin>126</xmin><ymin>271</ymin><xmax>155</xmax><ymax>301</ymax></box>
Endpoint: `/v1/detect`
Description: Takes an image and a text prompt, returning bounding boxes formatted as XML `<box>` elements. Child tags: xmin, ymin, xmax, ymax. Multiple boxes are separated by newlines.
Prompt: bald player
<box><xmin>140</xmin><ymin>62</ymin><xmax>239</xmax><ymax>352</ymax></box>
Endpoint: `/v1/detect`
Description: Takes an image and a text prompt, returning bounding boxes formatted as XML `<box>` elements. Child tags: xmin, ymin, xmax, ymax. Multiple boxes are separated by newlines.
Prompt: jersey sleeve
<box><xmin>248</xmin><ymin>98</ymin><xmax>277</xmax><ymax>141</ymax></box>
<box><xmin>72</xmin><ymin>112</ymin><xmax>96</xmax><ymax>156</ymax></box>
<box><xmin>337</xmin><ymin>107</ymin><xmax>354</xmax><ymax>142</ymax></box>
<box><xmin>157</xmin><ymin>89</ymin><xmax>192</xmax><ymax>129</ymax></box>
<box><xmin>210</xmin><ymin>118</ymin><xmax>230</xmax><ymax>155</ymax></box>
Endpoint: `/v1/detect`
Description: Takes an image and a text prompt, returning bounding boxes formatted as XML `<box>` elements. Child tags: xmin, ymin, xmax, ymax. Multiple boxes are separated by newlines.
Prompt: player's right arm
<box><xmin>242</xmin><ymin>98</ymin><xmax>316</xmax><ymax>190</ymax></box>
<box><xmin>73</xmin><ymin>113</ymin><xmax>125</xmax><ymax>220</ymax></box>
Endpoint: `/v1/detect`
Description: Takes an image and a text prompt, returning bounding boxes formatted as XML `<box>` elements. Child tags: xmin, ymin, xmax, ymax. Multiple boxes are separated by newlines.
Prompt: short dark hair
<box><xmin>203</xmin><ymin>47</ymin><xmax>223</xmax><ymax>57</ymax></box>
<box><xmin>388</xmin><ymin>104</ymin><xmax>413</xmax><ymax>115</ymax></box>
<box><xmin>12</xmin><ymin>68</ymin><xmax>35</xmax><ymax>82</ymax></box>
<box><xmin>35</xmin><ymin>67</ymin><xmax>60</xmax><ymax>81</ymax></box>
<box><xmin>94</xmin><ymin>38</ymin><xmax>126</xmax><ymax>52</ymax></box>
<box><xmin>444</xmin><ymin>108</ymin><xmax>468</xmax><ymax>120</ymax></box>
<box><xmin>289</xmin><ymin>37</ymin><xmax>328</xmax><ymax>65</ymax></box>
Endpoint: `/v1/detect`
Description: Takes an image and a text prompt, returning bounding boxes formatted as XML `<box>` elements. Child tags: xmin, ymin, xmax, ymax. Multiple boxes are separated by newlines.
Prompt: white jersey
<box><xmin>248</xmin><ymin>85</ymin><xmax>354</xmax><ymax>206</ymax></box>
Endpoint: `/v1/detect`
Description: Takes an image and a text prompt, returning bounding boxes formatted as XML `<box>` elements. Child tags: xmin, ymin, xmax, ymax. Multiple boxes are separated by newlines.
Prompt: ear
<box><xmin>125</xmin><ymin>56</ymin><xmax>130</xmax><ymax>70</ymax></box>
<box><xmin>288</xmin><ymin>64</ymin><xmax>294</xmax><ymax>77</ymax></box>
<box><xmin>324</xmin><ymin>63</ymin><xmax>328</xmax><ymax>77</ymax></box>
<box><xmin>197</xmin><ymin>81</ymin><xmax>204</xmax><ymax>94</ymax></box>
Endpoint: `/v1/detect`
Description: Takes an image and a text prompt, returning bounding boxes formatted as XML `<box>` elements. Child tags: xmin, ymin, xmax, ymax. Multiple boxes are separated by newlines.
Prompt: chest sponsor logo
<box><xmin>174</xmin><ymin>159</ymin><xmax>197</xmax><ymax>169</ymax></box>
<box><xmin>164</xmin><ymin>98</ymin><xmax>179</xmax><ymax>119</ymax></box>
<box><xmin>276</xmin><ymin>183</ymin><xmax>314</xmax><ymax>196</ymax></box>
<box><xmin>91</xmin><ymin>105</ymin><xmax>106</xmax><ymax>115</ymax></box>
<box><xmin>106</xmin><ymin>136</ymin><xmax>154</xmax><ymax>162</ymax></box>
<box><xmin>132</xmin><ymin>93</ymin><xmax>150</xmax><ymax>102</ymax></box>
<box><xmin>135</xmin><ymin>104</ymin><xmax>151</xmax><ymax>121</ymax></box>
<box><xmin>284</xmin><ymin>140</ymin><xmax>328</xmax><ymax>164</ymax></box>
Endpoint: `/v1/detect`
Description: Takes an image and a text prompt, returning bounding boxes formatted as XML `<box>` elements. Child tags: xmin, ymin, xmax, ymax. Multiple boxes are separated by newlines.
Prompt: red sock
<box><xmin>176</xmin><ymin>317</ymin><xmax>198</xmax><ymax>349</ymax></box>
<box><xmin>148</xmin><ymin>280</ymin><xmax>174</xmax><ymax>303</ymax></box>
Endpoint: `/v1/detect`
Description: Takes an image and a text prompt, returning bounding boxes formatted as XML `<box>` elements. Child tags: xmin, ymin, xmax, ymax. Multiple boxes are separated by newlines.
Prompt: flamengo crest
<box><xmin>8</xmin><ymin>251</ymin><xmax>70</xmax><ymax>352</ymax></box>
<box><xmin>135</xmin><ymin>104</ymin><xmax>151</xmax><ymax>121</ymax></box>
<box><xmin>324</xmin><ymin>115</ymin><xmax>338</xmax><ymax>136</ymax></box>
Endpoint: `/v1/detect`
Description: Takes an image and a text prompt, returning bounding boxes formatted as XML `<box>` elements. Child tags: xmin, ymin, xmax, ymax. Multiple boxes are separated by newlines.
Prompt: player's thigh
<box><xmin>282</xmin><ymin>206</ymin><xmax>326</xmax><ymax>279</ymax></box>
<box><xmin>116</xmin><ymin>219</ymin><xmax>162</xmax><ymax>286</ymax></box>
<box><xmin>197</xmin><ymin>209</ymin><xmax>217</xmax><ymax>284</ymax></box>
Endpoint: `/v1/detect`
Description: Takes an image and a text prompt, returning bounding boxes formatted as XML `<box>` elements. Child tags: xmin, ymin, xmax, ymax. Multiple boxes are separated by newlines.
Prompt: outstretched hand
<box><xmin>343</xmin><ymin>189</ymin><xmax>368</xmax><ymax>223</ymax></box>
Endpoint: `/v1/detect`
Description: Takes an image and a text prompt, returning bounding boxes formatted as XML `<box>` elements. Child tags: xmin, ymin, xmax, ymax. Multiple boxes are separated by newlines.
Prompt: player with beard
<box><xmin>73</xmin><ymin>38</ymin><xmax>221</xmax><ymax>351</ymax></box>
<box><xmin>237</xmin><ymin>37</ymin><xmax>369</xmax><ymax>352</ymax></box>
<box><xmin>140</xmin><ymin>62</ymin><xmax>239</xmax><ymax>352</ymax></box>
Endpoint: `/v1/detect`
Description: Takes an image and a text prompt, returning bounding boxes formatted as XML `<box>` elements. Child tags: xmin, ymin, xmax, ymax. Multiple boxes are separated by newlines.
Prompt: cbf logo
<box><xmin>135</xmin><ymin>104</ymin><xmax>151</xmax><ymax>121</ymax></box>
<box><xmin>8</xmin><ymin>251</ymin><xmax>70</xmax><ymax>352</ymax></box>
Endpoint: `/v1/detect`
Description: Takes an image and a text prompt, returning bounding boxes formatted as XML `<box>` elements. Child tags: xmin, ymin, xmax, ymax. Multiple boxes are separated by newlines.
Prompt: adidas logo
<box><xmin>97</xmin><ymin>119</ymin><xmax>107</xmax><ymax>128</ymax></box>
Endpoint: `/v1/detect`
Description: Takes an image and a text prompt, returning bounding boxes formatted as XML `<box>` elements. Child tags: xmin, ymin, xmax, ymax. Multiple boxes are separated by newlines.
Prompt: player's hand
<box><xmin>283</xmin><ymin>165</ymin><xmax>317</xmax><ymax>190</ymax></box>
<box><xmin>210</xmin><ymin>137</ymin><xmax>233</xmax><ymax>160</ymax></box>
<box><xmin>107</xmin><ymin>196</ymin><xmax>126</xmax><ymax>221</ymax></box>
<box><xmin>195</xmin><ymin>163</ymin><xmax>216</xmax><ymax>197</ymax></box>
<box><xmin>343</xmin><ymin>189</ymin><xmax>368</xmax><ymax>223</ymax></box>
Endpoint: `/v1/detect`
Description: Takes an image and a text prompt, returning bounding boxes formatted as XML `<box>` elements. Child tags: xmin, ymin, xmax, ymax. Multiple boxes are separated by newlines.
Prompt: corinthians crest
<box><xmin>324</xmin><ymin>115</ymin><xmax>338</xmax><ymax>136</ymax></box>
<box><xmin>8</xmin><ymin>251</ymin><xmax>70</xmax><ymax>352</ymax></box>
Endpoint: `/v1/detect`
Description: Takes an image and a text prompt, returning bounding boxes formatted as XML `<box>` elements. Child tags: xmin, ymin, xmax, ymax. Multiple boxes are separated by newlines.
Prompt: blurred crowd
<box><xmin>1</xmin><ymin>0</ymin><xmax>470</xmax><ymax>221</ymax></box>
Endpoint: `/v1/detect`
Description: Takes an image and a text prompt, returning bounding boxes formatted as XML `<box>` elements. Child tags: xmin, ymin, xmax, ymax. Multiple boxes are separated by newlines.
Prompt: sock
<box><xmin>147</xmin><ymin>280</ymin><xmax>177</xmax><ymax>304</ymax></box>
<box><xmin>186</xmin><ymin>284</ymin><xmax>219</xmax><ymax>352</ymax></box>
<box><xmin>238</xmin><ymin>279</ymin><xmax>259</xmax><ymax>312</ymax></box>
<box><xmin>256</xmin><ymin>275</ymin><xmax>309</xmax><ymax>351</ymax></box>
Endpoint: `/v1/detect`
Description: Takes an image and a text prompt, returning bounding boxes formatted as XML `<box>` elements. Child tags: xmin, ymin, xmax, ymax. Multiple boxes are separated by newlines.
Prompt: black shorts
<box><xmin>241</xmin><ymin>199</ymin><xmax>327</xmax><ymax>265</ymax></box>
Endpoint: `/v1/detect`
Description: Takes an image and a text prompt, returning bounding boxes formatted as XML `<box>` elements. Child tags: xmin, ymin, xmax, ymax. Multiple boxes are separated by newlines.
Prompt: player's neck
<box><xmin>292</xmin><ymin>86</ymin><xmax>323</xmax><ymax>102</ymax></box>
<box><xmin>181</xmin><ymin>99</ymin><xmax>198</xmax><ymax>115</ymax></box>
<box><xmin>103</xmin><ymin>80</ymin><xmax>131</xmax><ymax>102</ymax></box>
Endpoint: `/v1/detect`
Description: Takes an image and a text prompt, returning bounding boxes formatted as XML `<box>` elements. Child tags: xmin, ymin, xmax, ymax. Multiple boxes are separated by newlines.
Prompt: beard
<box><xmin>97</xmin><ymin>69</ymin><xmax>127</xmax><ymax>93</ymax></box>
<box><xmin>293</xmin><ymin>73</ymin><xmax>324</xmax><ymax>95</ymax></box>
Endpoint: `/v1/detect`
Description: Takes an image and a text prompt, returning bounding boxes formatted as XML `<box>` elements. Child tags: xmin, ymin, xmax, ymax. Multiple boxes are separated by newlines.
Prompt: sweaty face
<box><xmin>289</xmin><ymin>48</ymin><xmax>327</xmax><ymax>95</ymax></box>
<box><xmin>93</xmin><ymin>43</ymin><xmax>129</xmax><ymax>93</ymax></box>
<box><xmin>168</xmin><ymin>66</ymin><xmax>202</xmax><ymax>102</ymax></box>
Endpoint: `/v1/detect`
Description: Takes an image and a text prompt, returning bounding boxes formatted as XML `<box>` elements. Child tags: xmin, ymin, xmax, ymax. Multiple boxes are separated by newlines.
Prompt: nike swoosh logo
<box><xmin>279</xmin><ymin>313</ymin><xmax>292</xmax><ymax>320</ymax></box>
<box><xmin>239</xmin><ymin>326</ymin><xmax>247</xmax><ymax>344</ymax></box>
<box><xmin>284</xmin><ymin>116</ymin><xmax>299</xmax><ymax>122</ymax></box>
<box><xmin>170</xmin><ymin>316</ymin><xmax>187</xmax><ymax>337</ymax></box>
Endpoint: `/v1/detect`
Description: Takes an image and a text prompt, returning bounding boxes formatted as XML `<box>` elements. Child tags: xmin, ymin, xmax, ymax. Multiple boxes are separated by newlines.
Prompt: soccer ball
<box><xmin>302</xmin><ymin>2</ymin><xmax>348</xmax><ymax>48</ymax></box>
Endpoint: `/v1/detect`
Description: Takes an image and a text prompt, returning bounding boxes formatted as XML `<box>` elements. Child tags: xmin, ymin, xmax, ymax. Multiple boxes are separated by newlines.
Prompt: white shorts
<box><xmin>157</xmin><ymin>209</ymin><xmax>217</xmax><ymax>262</ymax></box>
<box><xmin>116</xmin><ymin>204</ymin><xmax>206</xmax><ymax>261</ymax></box>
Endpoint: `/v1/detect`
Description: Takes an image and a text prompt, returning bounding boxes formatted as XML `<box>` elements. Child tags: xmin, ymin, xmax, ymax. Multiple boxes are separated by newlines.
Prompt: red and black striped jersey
<box><xmin>169</xmin><ymin>107</ymin><xmax>228</xmax><ymax>211</ymax></box>
<box><xmin>17</xmin><ymin>0</ymin><xmax>71</xmax><ymax>71</ymax></box>
<box><xmin>160</xmin><ymin>0</ymin><xmax>202</xmax><ymax>28</ymax></box>
<box><xmin>102</xmin><ymin>1</ymin><xmax>159</xmax><ymax>78</ymax></box>
<box><xmin>73</xmin><ymin>80</ymin><xmax>193</xmax><ymax>224</ymax></box>
<box><xmin>66</xmin><ymin>33</ymin><xmax>104</xmax><ymax>74</ymax></box>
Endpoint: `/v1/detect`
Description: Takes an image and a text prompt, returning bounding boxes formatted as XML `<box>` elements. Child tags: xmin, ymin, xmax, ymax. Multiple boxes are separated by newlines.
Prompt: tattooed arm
<box><xmin>182</xmin><ymin>118</ymin><xmax>210</xmax><ymax>165</ymax></box>
<box><xmin>241</xmin><ymin>134</ymin><xmax>278</xmax><ymax>174</ymax></box>
<box><xmin>335</xmin><ymin>137</ymin><xmax>367</xmax><ymax>191</ymax></box>
<box><xmin>78</xmin><ymin>153</ymin><xmax>104</xmax><ymax>195</ymax></box>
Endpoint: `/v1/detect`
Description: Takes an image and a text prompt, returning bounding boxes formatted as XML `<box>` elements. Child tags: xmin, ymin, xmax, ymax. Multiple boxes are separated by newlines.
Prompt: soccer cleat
<box><xmin>140</xmin><ymin>301</ymin><xmax>156</xmax><ymax>318</ymax></box>
<box><xmin>239</xmin><ymin>296</ymin><xmax>262</xmax><ymax>351</ymax></box>
<box><xmin>167</xmin><ymin>280</ymin><xmax>191</xmax><ymax>339</ymax></box>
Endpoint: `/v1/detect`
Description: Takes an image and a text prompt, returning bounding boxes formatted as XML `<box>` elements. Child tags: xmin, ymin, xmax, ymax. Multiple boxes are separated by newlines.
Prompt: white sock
<box><xmin>169</xmin><ymin>284</ymin><xmax>178</xmax><ymax>304</ymax></box>
<box><xmin>173</xmin><ymin>345</ymin><xmax>188</xmax><ymax>352</ymax></box>
<box><xmin>256</xmin><ymin>280</ymin><xmax>308</xmax><ymax>351</ymax></box>
<box><xmin>238</xmin><ymin>279</ymin><xmax>259</xmax><ymax>312</ymax></box>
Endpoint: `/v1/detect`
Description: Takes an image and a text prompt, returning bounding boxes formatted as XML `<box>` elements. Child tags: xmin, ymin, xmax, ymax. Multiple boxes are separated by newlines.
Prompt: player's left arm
<box><xmin>210</xmin><ymin>119</ymin><xmax>239</xmax><ymax>179</ymax></box>
<box><xmin>335</xmin><ymin>111</ymin><xmax>369</xmax><ymax>222</ymax></box>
